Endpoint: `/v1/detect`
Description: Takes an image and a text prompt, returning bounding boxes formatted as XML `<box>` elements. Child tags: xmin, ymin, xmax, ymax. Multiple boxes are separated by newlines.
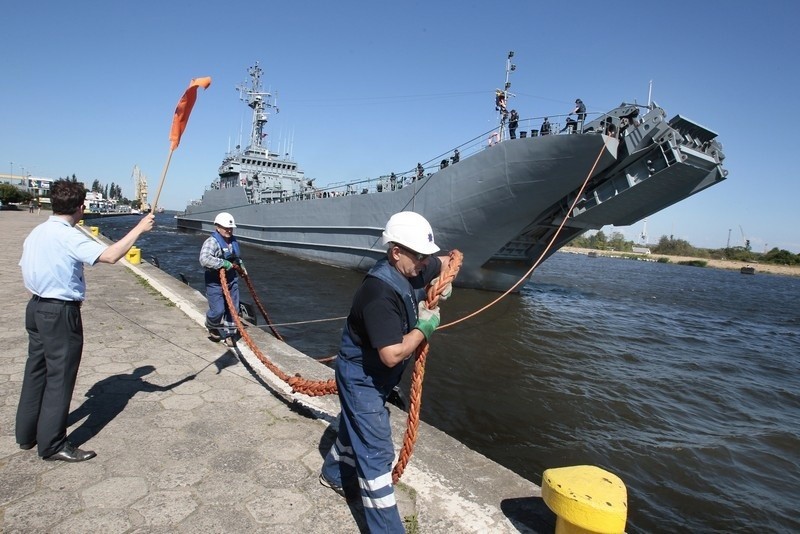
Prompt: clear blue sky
<box><xmin>3</xmin><ymin>1</ymin><xmax>799</xmax><ymax>252</ymax></box>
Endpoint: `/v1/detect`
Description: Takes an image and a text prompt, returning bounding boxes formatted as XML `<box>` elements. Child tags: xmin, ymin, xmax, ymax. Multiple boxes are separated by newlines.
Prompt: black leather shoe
<box><xmin>43</xmin><ymin>442</ymin><xmax>96</xmax><ymax>462</ymax></box>
<box><xmin>19</xmin><ymin>441</ymin><xmax>36</xmax><ymax>450</ymax></box>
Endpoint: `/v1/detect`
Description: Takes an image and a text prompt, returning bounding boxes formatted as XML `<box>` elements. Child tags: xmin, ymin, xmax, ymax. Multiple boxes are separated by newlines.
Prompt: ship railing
<box><xmin>277</xmin><ymin>112</ymin><xmax>609</xmax><ymax>201</ymax></box>
<box><xmin>508</xmin><ymin>112</ymin><xmax>608</xmax><ymax>139</ymax></box>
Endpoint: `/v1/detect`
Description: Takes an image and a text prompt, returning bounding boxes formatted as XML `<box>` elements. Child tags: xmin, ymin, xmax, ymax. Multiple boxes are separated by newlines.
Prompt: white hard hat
<box><xmin>214</xmin><ymin>212</ymin><xmax>236</xmax><ymax>228</ymax></box>
<box><xmin>381</xmin><ymin>211</ymin><xmax>440</xmax><ymax>255</ymax></box>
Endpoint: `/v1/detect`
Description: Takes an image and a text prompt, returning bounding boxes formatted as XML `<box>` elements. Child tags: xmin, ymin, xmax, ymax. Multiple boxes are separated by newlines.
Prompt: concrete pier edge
<box><xmin>1</xmin><ymin>211</ymin><xmax>551</xmax><ymax>533</ymax></box>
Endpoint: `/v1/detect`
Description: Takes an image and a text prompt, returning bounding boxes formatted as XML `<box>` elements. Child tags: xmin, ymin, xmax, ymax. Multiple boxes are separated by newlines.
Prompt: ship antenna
<box><xmin>647</xmin><ymin>80</ymin><xmax>653</xmax><ymax>108</ymax></box>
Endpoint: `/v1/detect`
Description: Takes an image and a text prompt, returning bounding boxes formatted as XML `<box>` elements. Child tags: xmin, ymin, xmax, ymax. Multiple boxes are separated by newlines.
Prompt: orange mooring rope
<box><xmin>438</xmin><ymin>139</ymin><xmax>610</xmax><ymax>330</ymax></box>
<box><xmin>220</xmin><ymin>267</ymin><xmax>337</xmax><ymax>396</ymax></box>
<box><xmin>219</xmin><ymin>250</ymin><xmax>464</xmax><ymax>482</ymax></box>
<box><xmin>239</xmin><ymin>270</ymin><xmax>285</xmax><ymax>342</ymax></box>
<box><xmin>392</xmin><ymin>249</ymin><xmax>463</xmax><ymax>483</ymax></box>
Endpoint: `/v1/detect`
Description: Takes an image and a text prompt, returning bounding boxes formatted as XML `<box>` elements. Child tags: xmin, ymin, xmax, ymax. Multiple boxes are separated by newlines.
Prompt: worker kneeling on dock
<box><xmin>200</xmin><ymin>212</ymin><xmax>244</xmax><ymax>347</ymax></box>
<box><xmin>320</xmin><ymin>211</ymin><xmax>451</xmax><ymax>533</ymax></box>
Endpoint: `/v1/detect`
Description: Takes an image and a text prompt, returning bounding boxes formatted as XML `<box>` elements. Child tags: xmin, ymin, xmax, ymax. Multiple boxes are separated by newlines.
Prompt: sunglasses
<box><xmin>395</xmin><ymin>243</ymin><xmax>429</xmax><ymax>262</ymax></box>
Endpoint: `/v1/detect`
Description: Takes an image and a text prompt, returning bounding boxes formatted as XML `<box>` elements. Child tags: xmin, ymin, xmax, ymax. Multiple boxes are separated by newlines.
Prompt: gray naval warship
<box><xmin>177</xmin><ymin>58</ymin><xmax>728</xmax><ymax>292</ymax></box>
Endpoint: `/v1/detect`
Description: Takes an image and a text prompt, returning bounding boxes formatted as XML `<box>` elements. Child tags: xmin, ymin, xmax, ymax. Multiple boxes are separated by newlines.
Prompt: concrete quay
<box><xmin>0</xmin><ymin>211</ymin><xmax>553</xmax><ymax>533</ymax></box>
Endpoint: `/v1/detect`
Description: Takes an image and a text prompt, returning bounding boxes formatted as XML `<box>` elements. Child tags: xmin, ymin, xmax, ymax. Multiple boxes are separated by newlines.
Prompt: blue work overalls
<box><xmin>204</xmin><ymin>232</ymin><xmax>240</xmax><ymax>340</ymax></box>
<box><xmin>321</xmin><ymin>259</ymin><xmax>421</xmax><ymax>533</ymax></box>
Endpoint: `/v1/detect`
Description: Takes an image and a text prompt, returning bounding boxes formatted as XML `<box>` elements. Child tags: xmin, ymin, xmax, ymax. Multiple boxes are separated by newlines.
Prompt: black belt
<box><xmin>31</xmin><ymin>295</ymin><xmax>82</xmax><ymax>307</ymax></box>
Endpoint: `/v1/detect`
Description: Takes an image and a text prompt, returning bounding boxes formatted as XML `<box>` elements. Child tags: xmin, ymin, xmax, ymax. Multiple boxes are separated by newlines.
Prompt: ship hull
<box><xmin>179</xmin><ymin>134</ymin><xmax>618</xmax><ymax>291</ymax></box>
<box><xmin>178</xmin><ymin>105</ymin><xmax>727</xmax><ymax>292</ymax></box>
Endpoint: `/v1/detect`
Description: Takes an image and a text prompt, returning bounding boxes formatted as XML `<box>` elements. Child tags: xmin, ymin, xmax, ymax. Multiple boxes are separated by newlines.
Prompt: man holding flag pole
<box><xmin>14</xmin><ymin>76</ymin><xmax>211</xmax><ymax>462</ymax></box>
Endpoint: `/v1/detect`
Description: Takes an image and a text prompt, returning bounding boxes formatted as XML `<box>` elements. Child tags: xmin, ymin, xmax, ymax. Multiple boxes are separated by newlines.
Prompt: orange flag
<box><xmin>169</xmin><ymin>76</ymin><xmax>212</xmax><ymax>150</ymax></box>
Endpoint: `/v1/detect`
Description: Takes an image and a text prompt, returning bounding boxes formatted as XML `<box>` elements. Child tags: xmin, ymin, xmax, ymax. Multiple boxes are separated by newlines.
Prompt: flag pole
<box><xmin>150</xmin><ymin>148</ymin><xmax>174</xmax><ymax>213</ymax></box>
<box><xmin>151</xmin><ymin>76</ymin><xmax>212</xmax><ymax>214</ymax></box>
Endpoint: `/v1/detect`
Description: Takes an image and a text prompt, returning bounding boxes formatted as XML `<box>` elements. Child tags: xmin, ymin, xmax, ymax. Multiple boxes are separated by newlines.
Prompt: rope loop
<box><xmin>392</xmin><ymin>249</ymin><xmax>462</xmax><ymax>483</ymax></box>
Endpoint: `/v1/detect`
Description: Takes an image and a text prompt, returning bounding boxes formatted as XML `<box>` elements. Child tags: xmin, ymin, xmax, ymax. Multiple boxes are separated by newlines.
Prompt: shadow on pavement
<box><xmin>66</xmin><ymin>365</ymin><xmax>195</xmax><ymax>445</ymax></box>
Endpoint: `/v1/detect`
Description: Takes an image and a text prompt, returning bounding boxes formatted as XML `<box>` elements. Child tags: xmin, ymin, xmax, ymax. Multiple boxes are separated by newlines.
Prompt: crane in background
<box><xmin>739</xmin><ymin>225</ymin><xmax>751</xmax><ymax>251</ymax></box>
<box><xmin>132</xmin><ymin>165</ymin><xmax>150</xmax><ymax>213</ymax></box>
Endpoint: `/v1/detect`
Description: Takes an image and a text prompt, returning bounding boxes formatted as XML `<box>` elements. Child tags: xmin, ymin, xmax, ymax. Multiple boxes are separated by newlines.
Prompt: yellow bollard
<box><xmin>126</xmin><ymin>246</ymin><xmax>141</xmax><ymax>265</ymax></box>
<box><xmin>90</xmin><ymin>226</ymin><xmax>99</xmax><ymax>236</ymax></box>
<box><xmin>541</xmin><ymin>465</ymin><xmax>627</xmax><ymax>534</ymax></box>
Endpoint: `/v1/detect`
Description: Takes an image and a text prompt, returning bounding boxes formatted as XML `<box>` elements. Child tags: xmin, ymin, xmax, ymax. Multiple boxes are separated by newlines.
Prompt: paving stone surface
<box><xmin>0</xmin><ymin>211</ymin><xmax>551</xmax><ymax>533</ymax></box>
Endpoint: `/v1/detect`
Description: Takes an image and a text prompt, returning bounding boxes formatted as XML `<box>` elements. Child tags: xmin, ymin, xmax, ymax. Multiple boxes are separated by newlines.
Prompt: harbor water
<box><xmin>97</xmin><ymin>213</ymin><xmax>800</xmax><ymax>532</ymax></box>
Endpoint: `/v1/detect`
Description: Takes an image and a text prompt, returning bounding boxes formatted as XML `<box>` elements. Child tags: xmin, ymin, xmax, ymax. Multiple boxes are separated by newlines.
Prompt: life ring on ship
<box><xmin>488</xmin><ymin>132</ymin><xmax>500</xmax><ymax>146</ymax></box>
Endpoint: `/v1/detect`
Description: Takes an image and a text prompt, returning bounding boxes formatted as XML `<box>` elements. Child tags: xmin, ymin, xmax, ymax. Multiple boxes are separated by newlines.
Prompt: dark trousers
<box><xmin>16</xmin><ymin>298</ymin><xmax>84</xmax><ymax>457</ymax></box>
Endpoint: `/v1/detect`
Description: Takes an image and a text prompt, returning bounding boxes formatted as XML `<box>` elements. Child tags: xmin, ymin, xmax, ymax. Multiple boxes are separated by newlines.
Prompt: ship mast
<box><xmin>498</xmin><ymin>51</ymin><xmax>516</xmax><ymax>140</ymax></box>
<box><xmin>236</xmin><ymin>62</ymin><xmax>278</xmax><ymax>153</ymax></box>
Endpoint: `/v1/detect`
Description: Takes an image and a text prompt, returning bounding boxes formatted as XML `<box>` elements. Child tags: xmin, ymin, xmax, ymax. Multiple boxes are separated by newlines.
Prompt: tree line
<box><xmin>570</xmin><ymin>231</ymin><xmax>800</xmax><ymax>266</ymax></box>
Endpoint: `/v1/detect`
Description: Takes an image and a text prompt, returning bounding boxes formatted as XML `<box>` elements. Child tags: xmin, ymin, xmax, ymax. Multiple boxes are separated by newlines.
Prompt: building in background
<box><xmin>27</xmin><ymin>177</ymin><xmax>54</xmax><ymax>209</ymax></box>
<box><xmin>0</xmin><ymin>173</ymin><xmax>54</xmax><ymax>209</ymax></box>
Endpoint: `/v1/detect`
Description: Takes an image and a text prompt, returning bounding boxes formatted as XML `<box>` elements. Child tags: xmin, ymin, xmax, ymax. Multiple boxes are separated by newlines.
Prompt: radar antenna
<box><xmin>236</xmin><ymin>62</ymin><xmax>278</xmax><ymax>151</ymax></box>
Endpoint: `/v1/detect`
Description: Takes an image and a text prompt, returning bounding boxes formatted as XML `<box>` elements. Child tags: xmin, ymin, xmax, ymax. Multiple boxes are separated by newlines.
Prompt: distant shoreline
<box><xmin>561</xmin><ymin>246</ymin><xmax>800</xmax><ymax>278</ymax></box>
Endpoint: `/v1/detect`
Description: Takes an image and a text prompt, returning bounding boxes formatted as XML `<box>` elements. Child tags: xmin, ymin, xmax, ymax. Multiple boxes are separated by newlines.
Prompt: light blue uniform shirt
<box><xmin>19</xmin><ymin>216</ymin><xmax>106</xmax><ymax>301</ymax></box>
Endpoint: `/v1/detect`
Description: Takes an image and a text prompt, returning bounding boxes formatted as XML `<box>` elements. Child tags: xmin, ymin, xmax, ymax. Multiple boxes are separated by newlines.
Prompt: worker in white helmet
<box><xmin>320</xmin><ymin>211</ymin><xmax>452</xmax><ymax>533</ymax></box>
<box><xmin>199</xmin><ymin>212</ymin><xmax>244</xmax><ymax>347</ymax></box>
